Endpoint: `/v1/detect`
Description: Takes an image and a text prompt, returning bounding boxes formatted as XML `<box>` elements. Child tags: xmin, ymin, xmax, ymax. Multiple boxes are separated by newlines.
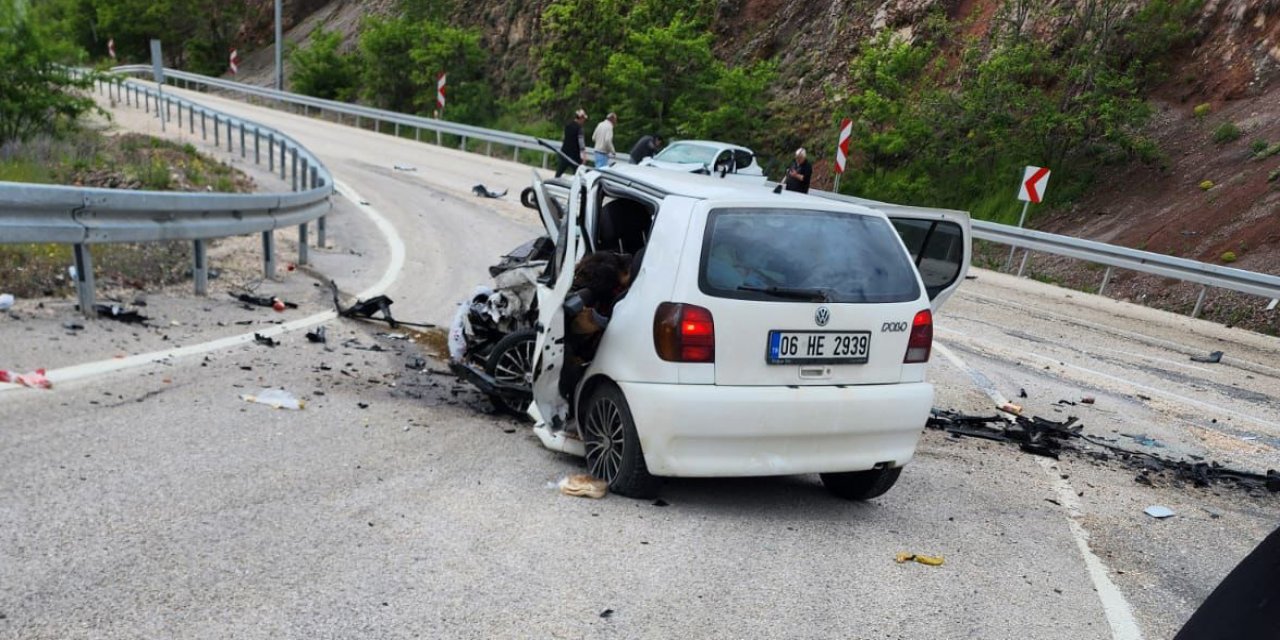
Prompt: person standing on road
<box><xmin>629</xmin><ymin>133</ymin><xmax>663</xmax><ymax>165</ymax></box>
<box><xmin>783</xmin><ymin>147</ymin><xmax>812</xmax><ymax>193</ymax></box>
<box><xmin>591</xmin><ymin>112</ymin><xmax>618</xmax><ymax>169</ymax></box>
<box><xmin>557</xmin><ymin>109</ymin><xmax>589</xmax><ymax>178</ymax></box>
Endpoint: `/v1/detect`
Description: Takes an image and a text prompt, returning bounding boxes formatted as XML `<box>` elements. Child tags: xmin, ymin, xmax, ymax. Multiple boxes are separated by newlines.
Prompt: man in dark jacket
<box><xmin>557</xmin><ymin>109</ymin><xmax>588</xmax><ymax>178</ymax></box>
<box><xmin>783</xmin><ymin>147</ymin><xmax>812</xmax><ymax>193</ymax></box>
<box><xmin>629</xmin><ymin>134</ymin><xmax>664</xmax><ymax>165</ymax></box>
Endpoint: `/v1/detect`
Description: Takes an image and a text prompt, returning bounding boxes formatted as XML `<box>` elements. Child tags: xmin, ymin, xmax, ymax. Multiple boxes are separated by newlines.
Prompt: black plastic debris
<box><xmin>306</xmin><ymin>327</ymin><xmax>327</xmax><ymax>344</ymax></box>
<box><xmin>599</xmin><ymin>609</ymin><xmax>615</xmax><ymax>619</ymax></box>
<box><xmin>253</xmin><ymin>333</ymin><xmax>278</xmax><ymax>347</ymax></box>
<box><xmin>93</xmin><ymin>303</ymin><xmax>149</xmax><ymax>324</ymax></box>
<box><xmin>233</xmin><ymin>292</ymin><xmax>298</xmax><ymax>310</ymax></box>
<box><xmin>1019</xmin><ymin>388</ymin><xmax>1028</xmax><ymax>399</ymax></box>
<box><xmin>62</xmin><ymin>321</ymin><xmax>85</xmax><ymax>331</ymax></box>
<box><xmin>928</xmin><ymin>408</ymin><xmax>1280</xmax><ymax>494</ymax></box>
<box><xmin>472</xmin><ymin>184</ymin><xmax>508</xmax><ymax>198</ymax></box>
<box><xmin>1190</xmin><ymin>350</ymin><xmax>1224</xmax><ymax>364</ymax></box>
<box><xmin>652</xmin><ymin>499</ymin><xmax>670</xmax><ymax>507</ymax></box>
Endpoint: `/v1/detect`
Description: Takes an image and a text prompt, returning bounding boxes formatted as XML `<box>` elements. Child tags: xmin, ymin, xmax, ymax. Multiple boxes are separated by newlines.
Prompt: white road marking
<box><xmin>0</xmin><ymin>181</ymin><xmax>403</xmax><ymax>391</ymax></box>
<box><xmin>934</xmin><ymin>340</ymin><xmax>1144</xmax><ymax>640</ymax></box>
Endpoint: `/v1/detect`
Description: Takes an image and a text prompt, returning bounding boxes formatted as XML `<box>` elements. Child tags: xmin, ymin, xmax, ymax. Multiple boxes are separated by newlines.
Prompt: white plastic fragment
<box><xmin>1144</xmin><ymin>505</ymin><xmax>1175</xmax><ymax>519</ymax></box>
<box><xmin>0</xmin><ymin>293</ymin><xmax>13</xmax><ymax>310</ymax></box>
<box><xmin>240</xmin><ymin>388</ymin><xmax>305</xmax><ymax>410</ymax></box>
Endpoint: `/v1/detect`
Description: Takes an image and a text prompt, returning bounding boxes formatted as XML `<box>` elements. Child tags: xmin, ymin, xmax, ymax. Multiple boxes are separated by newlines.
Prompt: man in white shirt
<box><xmin>591</xmin><ymin>112</ymin><xmax>617</xmax><ymax>169</ymax></box>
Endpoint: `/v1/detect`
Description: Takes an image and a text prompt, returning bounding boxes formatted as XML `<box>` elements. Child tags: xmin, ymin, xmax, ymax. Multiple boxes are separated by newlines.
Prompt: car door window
<box><xmin>890</xmin><ymin>218</ymin><xmax>965</xmax><ymax>300</ymax></box>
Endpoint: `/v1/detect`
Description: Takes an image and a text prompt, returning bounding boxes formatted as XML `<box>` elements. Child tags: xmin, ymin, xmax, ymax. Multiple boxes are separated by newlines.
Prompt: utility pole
<box><xmin>274</xmin><ymin>0</ymin><xmax>283</xmax><ymax>90</ymax></box>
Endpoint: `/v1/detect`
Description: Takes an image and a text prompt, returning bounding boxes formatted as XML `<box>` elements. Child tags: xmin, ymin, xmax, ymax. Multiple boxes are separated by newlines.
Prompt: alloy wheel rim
<box><xmin>584</xmin><ymin>398</ymin><xmax>625</xmax><ymax>482</ymax></box>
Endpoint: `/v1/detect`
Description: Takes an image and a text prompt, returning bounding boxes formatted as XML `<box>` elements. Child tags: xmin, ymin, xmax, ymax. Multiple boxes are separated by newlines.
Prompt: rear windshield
<box><xmin>698</xmin><ymin>208</ymin><xmax>921</xmax><ymax>304</ymax></box>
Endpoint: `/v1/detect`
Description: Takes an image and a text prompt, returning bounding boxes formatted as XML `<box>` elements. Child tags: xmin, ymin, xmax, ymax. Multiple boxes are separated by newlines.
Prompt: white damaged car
<box><xmin>458</xmin><ymin>163</ymin><xmax>971</xmax><ymax>500</ymax></box>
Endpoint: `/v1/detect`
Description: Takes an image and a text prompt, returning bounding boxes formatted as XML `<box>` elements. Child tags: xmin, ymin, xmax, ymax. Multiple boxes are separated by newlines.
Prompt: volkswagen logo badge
<box><xmin>815</xmin><ymin>306</ymin><xmax>830</xmax><ymax>327</ymax></box>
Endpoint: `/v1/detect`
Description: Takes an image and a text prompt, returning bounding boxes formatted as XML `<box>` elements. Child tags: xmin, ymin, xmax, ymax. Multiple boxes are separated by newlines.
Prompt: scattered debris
<box><xmin>253</xmin><ymin>333</ymin><xmax>278</xmax><ymax>347</ymax></box>
<box><xmin>928</xmin><ymin>409</ymin><xmax>1280</xmax><ymax>494</ymax></box>
<box><xmin>62</xmin><ymin>321</ymin><xmax>85</xmax><ymax>331</ymax></box>
<box><xmin>233</xmin><ymin>292</ymin><xmax>298</xmax><ymax>310</ymax></box>
<box><xmin>472</xmin><ymin>184</ymin><xmax>508</xmax><ymax>198</ymax></box>
<box><xmin>357</xmin><ymin>402</ymin><xmax>369</xmax><ymax>409</ymax></box>
<box><xmin>305</xmin><ymin>327</ymin><xmax>327</xmax><ymax>344</ymax></box>
<box><xmin>599</xmin><ymin>609</ymin><xmax>615</xmax><ymax>619</ymax></box>
<box><xmin>1145</xmin><ymin>505</ymin><xmax>1175</xmax><ymax>519</ymax></box>
<box><xmin>1121</xmin><ymin>433</ymin><xmax>1165</xmax><ymax>448</ymax></box>
<box><xmin>272</xmin><ymin>299</ymin><xmax>286</xmax><ymax>312</ymax></box>
<box><xmin>1136</xmin><ymin>394</ymin><xmax>1152</xmax><ymax>401</ymax></box>
<box><xmin>0</xmin><ymin>368</ymin><xmax>51</xmax><ymax>389</ymax></box>
<box><xmin>1019</xmin><ymin>388</ymin><xmax>1028</xmax><ymax>398</ymax></box>
<box><xmin>0</xmin><ymin>293</ymin><xmax>13</xmax><ymax>311</ymax></box>
<box><xmin>406</xmin><ymin>357</ymin><xmax>427</xmax><ymax>370</ymax></box>
<box><xmin>1190</xmin><ymin>350</ymin><xmax>1224</xmax><ymax>364</ymax></box>
<box><xmin>378</xmin><ymin>332</ymin><xmax>410</xmax><ymax>340</ymax></box>
<box><xmin>1081</xmin><ymin>396</ymin><xmax>1096</xmax><ymax>405</ymax></box>
<box><xmin>331</xmin><ymin>284</ymin><xmax>436</xmax><ymax>330</ymax></box>
<box><xmin>652</xmin><ymin>499</ymin><xmax>670</xmax><ymax>507</ymax></box>
<box><xmin>93</xmin><ymin>303</ymin><xmax>149</xmax><ymax>324</ymax></box>
<box><xmin>1056</xmin><ymin>399</ymin><xmax>1078</xmax><ymax>406</ymax></box>
<box><xmin>558</xmin><ymin>474</ymin><xmax>608</xmax><ymax>499</ymax></box>
<box><xmin>393</xmin><ymin>164</ymin><xmax>417</xmax><ymax>172</ymax></box>
<box><xmin>998</xmin><ymin>402</ymin><xmax>1023</xmax><ymax>415</ymax></box>
<box><xmin>895</xmin><ymin>553</ymin><xmax>945</xmax><ymax>566</ymax></box>
<box><xmin>239</xmin><ymin>388</ymin><xmax>304</xmax><ymax>410</ymax></box>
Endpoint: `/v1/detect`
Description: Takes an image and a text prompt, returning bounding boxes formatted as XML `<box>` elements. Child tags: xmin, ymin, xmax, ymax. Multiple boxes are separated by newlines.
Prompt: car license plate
<box><xmin>767</xmin><ymin>331</ymin><xmax>871</xmax><ymax>365</ymax></box>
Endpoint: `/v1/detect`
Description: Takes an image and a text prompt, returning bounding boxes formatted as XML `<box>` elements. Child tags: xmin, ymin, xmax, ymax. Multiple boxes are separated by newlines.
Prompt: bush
<box><xmin>1199</xmin><ymin>179</ymin><xmax>1214</xmax><ymax>190</ymax></box>
<box><xmin>1212</xmin><ymin>122</ymin><xmax>1240</xmax><ymax>144</ymax></box>
<box><xmin>1193</xmin><ymin>103</ymin><xmax>1212</xmax><ymax>118</ymax></box>
<box><xmin>1250</xmin><ymin>139</ymin><xmax>1268</xmax><ymax>155</ymax></box>
<box><xmin>0</xmin><ymin>3</ymin><xmax>99</xmax><ymax>144</ymax></box>
<box><xmin>290</xmin><ymin>30</ymin><xmax>358</xmax><ymax>101</ymax></box>
<box><xmin>1220</xmin><ymin>251</ymin><xmax>1237</xmax><ymax>263</ymax></box>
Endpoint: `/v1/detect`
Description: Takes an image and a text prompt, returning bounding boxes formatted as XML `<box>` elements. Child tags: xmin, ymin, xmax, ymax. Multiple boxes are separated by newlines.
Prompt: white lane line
<box><xmin>934</xmin><ymin>340</ymin><xmax>1144</xmax><ymax>640</ymax></box>
<box><xmin>1</xmin><ymin>181</ymin><xmax>402</xmax><ymax>391</ymax></box>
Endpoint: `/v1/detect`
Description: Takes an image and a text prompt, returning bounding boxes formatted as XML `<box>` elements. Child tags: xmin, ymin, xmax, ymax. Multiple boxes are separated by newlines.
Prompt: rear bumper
<box><xmin>618</xmin><ymin>381</ymin><xmax>933</xmax><ymax>477</ymax></box>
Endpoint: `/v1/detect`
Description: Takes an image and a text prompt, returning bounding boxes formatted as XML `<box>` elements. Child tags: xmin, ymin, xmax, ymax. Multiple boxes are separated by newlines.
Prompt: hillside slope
<box><xmin>232</xmin><ymin>0</ymin><xmax>1280</xmax><ymax>329</ymax></box>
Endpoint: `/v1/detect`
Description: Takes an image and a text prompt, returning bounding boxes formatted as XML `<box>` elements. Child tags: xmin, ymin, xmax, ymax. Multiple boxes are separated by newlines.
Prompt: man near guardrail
<box><xmin>557</xmin><ymin>109</ymin><xmax>588</xmax><ymax>178</ymax></box>
<box><xmin>629</xmin><ymin>133</ymin><xmax>663</xmax><ymax>165</ymax></box>
<box><xmin>592</xmin><ymin>112</ymin><xmax>617</xmax><ymax>168</ymax></box>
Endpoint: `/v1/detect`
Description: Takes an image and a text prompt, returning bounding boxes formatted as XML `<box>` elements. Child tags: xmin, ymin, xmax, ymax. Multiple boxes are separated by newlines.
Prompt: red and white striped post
<box><xmin>229</xmin><ymin>48</ymin><xmax>240</xmax><ymax>75</ymax></box>
<box><xmin>834</xmin><ymin>118</ymin><xmax>852</xmax><ymax>192</ymax></box>
<box><xmin>436</xmin><ymin>72</ymin><xmax>447</xmax><ymax>116</ymax></box>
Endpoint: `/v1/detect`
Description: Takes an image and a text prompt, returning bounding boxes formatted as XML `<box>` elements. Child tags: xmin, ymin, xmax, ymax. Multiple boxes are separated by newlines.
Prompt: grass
<box><xmin>1212</xmin><ymin>122</ymin><xmax>1241</xmax><ymax>144</ymax></box>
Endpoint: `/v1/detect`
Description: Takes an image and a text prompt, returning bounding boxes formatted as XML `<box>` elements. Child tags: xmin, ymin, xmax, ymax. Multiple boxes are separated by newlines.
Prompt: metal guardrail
<box><xmin>812</xmin><ymin>190</ymin><xmax>1280</xmax><ymax>318</ymax></box>
<box><xmin>109</xmin><ymin>64</ymin><xmax>588</xmax><ymax>169</ymax></box>
<box><xmin>109</xmin><ymin>65</ymin><xmax>1280</xmax><ymax>319</ymax></box>
<box><xmin>0</xmin><ymin>69</ymin><xmax>334</xmax><ymax>316</ymax></box>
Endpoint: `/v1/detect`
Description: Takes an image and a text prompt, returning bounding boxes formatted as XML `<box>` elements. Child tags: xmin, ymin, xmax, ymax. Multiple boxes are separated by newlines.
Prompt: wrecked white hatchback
<box><xmin>451</xmin><ymin>165</ymin><xmax>971</xmax><ymax>499</ymax></box>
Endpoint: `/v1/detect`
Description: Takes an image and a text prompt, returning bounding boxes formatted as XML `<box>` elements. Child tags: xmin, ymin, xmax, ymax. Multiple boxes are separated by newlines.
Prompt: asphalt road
<box><xmin>1</xmin><ymin>86</ymin><xmax>1276</xmax><ymax>640</ymax></box>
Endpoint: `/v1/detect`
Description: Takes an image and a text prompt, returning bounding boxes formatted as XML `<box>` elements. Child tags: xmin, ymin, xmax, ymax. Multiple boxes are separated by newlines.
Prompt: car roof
<box><xmin>596</xmin><ymin>165</ymin><xmax>882</xmax><ymax>215</ymax></box>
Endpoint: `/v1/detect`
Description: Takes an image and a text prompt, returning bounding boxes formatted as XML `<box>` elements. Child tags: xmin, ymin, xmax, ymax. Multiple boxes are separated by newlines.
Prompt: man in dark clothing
<box><xmin>783</xmin><ymin>147</ymin><xmax>812</xmax><ymax>193</ymax></box>
<box><xmin>629</xmin><ymin>134</ymin><xmax>664</xmax><ymax>165</ymax></box>
<box><xmin>556</xmin><ymin>109</ymin><xmax>588</xmax><ymax>178</ymax></box>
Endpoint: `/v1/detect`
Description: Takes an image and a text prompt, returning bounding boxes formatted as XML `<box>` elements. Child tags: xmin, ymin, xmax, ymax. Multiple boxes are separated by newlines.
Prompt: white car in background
<box><xmin>517</xmin><ymin>164</ymin><xmax>971</xmax><ymax>500</ymax></box>
<box><xmin>639</xmin><ymin>140</ymin><xmax>765</xmax><ymax>182</ymax></box>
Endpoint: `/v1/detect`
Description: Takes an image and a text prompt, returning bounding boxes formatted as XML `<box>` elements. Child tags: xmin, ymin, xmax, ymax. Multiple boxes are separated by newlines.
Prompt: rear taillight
<box><xmin>903</xmin><ymin>309</ymin><xmax>932</xmax><ymax>363</ymax></box>
<box><xmin>654</xmin><ymin>303</ymin><xmax>715</xmax><ymax>363</ymax></box>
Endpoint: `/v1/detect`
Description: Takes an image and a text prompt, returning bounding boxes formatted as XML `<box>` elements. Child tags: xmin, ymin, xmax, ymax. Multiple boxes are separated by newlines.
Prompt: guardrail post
<box><xmin>279</xmin><ymin>143</ymin><xmax>287</xmax><ymax>180</ymax></box>
<box><xmin>512</xmin><ymin>146</ymin><xmax>519</xmax><ymax>162</ymax></box>
<box><xmin>1098</xmin><ymin>267</ymin><xmax>1113</xmax><ymax>296</ymax></box>
<box><xmin>298</xmin><ymin>223</ymin><xmax>309</xmax><ymax>266</ymax></box>
<box><xmin>542</xmin><ymin>153</ymin><xmax>548</xmax><ymax>170</ymax></box>
<box><xmin>395</xmin><ymin>123</ymin><xmax>400</xmax><ymax>138</ymax></box>
<box><xmin>239</xmin><ymin>122</ymin><xmax>246</xmax><ymax>158</ymax></box>
<box><xmin>165</xmin><ymin>97</ymin><xmax>171</xmax><ymax>123</ymax></box>
<box><xmin>356</xmin><ymin>115</ymin><xmax>361</xmax><ymax>129</ymax></box>
<box><xmin>192</xmin><ymin>239</ymin><xmax>208</xmax><ymax>296</ymax></box>
<box><xmin>213</xmin><ymin>116</ymin><xmax>220</xmax><ymax>147</ymax></box>
<box><xmin>1191</xmin><ymin>286</ymin><xmax>1208</xmax><ymax>318</ymax></box>
<box><xmin>144</xmin><ymin>91</ymin><xmax>150</xmax><ymax>113</ymax></box>
<box><xmin>436</xmin><ymin>129</ymin><xmax>441</xmax><ymax>146</ymax></box>
<box><xmin>460</xmin><ymin>135</ymin><xmax>467</xmax><ymax>151</ymax></box>
<box><xmin>415</xmin><ymin>128</ymin><xmax>421</xmax><ymax>142</ymax></box>
<box><xmin>227</xmin><ymin>118</ymin><xmax>233</xmax><ymax>150</ymax></box>
<box><xmin>201</xmin><ymin>111</ymin><xmax>207</xmax><ymax>140</ymax></box>
<box><xmin>1017</xmin><ymin>251</ymin><xmax>1031</xmax><ymax>277</ymax></box>
<box><xmin>72</xmin><ymin>244</ymin><xmax>95</xmax><ymax>317</ymax></box>
<box><xmin>291</xmin><ymin>152</ymin><xmax>299</xmax><ymax>191</ymax></box>
<box><xmin>486</xmin><ymin>141</ymin><xmax>492</xmax><ymax>157</ymax></box>
<box><xmin>268</xmin><ymin>133</ymin><xmax>275</xmax><ymax>171</ymax></box>
<box><xmin>255</xmin><ymin>128</ymin><xmax>261</xmax><ymax>165</ymax></box>
<box><xmin>261</xmin><ymin>231</ymin><xmax>276</xmax><ymax>279</ymax></box>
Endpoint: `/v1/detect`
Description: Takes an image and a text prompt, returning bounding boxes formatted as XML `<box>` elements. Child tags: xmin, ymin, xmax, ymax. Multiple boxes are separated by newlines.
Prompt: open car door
<box><xmin>879</xmin><ymin>205</ymin><xmax>971</xmax><ymax>310</ymax></box>
<box><xmin>528</xmin><ymin>174</ymin><xmax>586</xmax><ymax>437</ymax></box>
<box><xmin>530</xmin><ymin>170</ymin><xmax>563</xmax><ymax>241</ymax></box>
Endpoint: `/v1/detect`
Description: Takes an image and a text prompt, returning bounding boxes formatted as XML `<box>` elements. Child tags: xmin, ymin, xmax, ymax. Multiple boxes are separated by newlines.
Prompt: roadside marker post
<box><xmin>1008</xmin><ymin>165</ymin><xmax>1051</xmax><ymax>271</ymax></box>
<box><xmin>149</xmin><ymin>39</ymin><xmax>166</xmax><ymax>132</ymax></box>
<box><xmin>833</xmin><ymin>118</ymin><xmax>851</xmax><ymax>193</ymax></box>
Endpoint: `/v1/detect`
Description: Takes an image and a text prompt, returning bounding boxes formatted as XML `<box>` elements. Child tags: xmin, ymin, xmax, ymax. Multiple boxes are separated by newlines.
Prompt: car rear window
<box><xmin>698</xmin><ymin>208</ymin><xmax>921</xmax><ymax>304</ymax></box>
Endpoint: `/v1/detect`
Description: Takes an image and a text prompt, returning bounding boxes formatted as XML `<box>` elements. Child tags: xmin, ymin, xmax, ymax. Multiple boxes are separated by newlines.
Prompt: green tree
<box><xmin>604</xmin><ymin>14</ymin><xmax>718</xmax><ymax>136</ymax></box>
<box><xmin>290</xmin><ymin>29</ymin><xmax>358</xmax><ymax>101</ymax></box>
<box><xmin>359</xmin><ymin>17</ymin><xmax>424</xmax><ymax>112</ymax></box>
<box><xmin>407</xmin><ymin>21</ymin><xmax>492</xmax><ymax>123</ymax></box>
<box><xmin>0</xmin><ymin>0</ymin><xmax>99</xmax><ymax>144</ymax></box>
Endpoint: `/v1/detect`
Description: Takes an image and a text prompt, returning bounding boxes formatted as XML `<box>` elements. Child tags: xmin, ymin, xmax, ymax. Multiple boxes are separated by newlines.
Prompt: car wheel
<box><xmin>820</xmin><ymin>467</ymin><xmax>903</xmax><ymax>501</ymax></box>
<box><xmin>484</xmin><ymin>329</ymin><xmax>537</xmax><ymax>416</ymax></box>
<box><xmin>581</xmin><ymin>383</ymin><xmax>661</xmax><ymax>499</ymax></box>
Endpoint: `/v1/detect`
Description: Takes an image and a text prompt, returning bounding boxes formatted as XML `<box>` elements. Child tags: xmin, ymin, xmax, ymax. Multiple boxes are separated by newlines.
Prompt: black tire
<box><xmin>820</xmin><ymin>467</ymin><xmax>903</xmax><ymax>501</ymax></box>
<box><xmin>581</xmin><ymin>383</ymin><xmax>661</xmax><ymax>499</ymax></box>
<box><xmin>483</xmin><ymin>329</ymin><xmax>537</xmax><ymax>416</ymax></box>
<box><xmin>520</xmin><ymin>186</ymin><xmax>538</xmax><ymax>210</ymax></box>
